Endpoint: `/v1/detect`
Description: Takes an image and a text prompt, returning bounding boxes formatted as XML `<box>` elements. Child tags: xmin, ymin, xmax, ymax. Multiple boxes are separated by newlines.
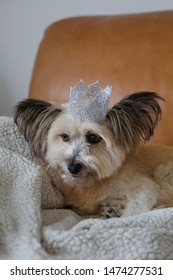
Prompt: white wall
<box><xmin>1</xmin><ymin>0</ymin><xmax>173</xmax><ymax>116</ymax></box>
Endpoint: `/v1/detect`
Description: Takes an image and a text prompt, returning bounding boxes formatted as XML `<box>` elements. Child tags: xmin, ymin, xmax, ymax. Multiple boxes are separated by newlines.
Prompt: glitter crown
<box><xmin>68</xmin><ymin>80</ymin><xmax>112</xmax><ymax>123</ymax></box>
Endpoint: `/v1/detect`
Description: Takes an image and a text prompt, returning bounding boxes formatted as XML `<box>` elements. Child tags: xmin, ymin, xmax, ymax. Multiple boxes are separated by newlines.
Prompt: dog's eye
<box><xmin>86</xmin><ymin>133</ymin><xmax>101</xmax><ymax>144</ymax></box>
<box><xmin>60</xmin><ymin>133</ymin><xmax>70</xmax><ymax>142</ymax></box>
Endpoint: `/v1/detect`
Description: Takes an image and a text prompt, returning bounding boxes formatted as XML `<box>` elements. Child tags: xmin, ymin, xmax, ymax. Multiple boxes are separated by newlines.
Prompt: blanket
<box><xmin>0</xmin><ymin>116</ymin><xmax>173</xmax><ymax>260</ymax></box>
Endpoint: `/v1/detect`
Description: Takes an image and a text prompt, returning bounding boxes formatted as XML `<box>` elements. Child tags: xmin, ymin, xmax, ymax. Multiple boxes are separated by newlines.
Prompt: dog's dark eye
<box><xmin>86</xmin><ymin>133</ymin><xmax>101</xmax><ymax>144</ymax></box>
<box><xmin>60</xmin><ymin>133</ymin><xmax>70</xmax><ymax>142</ymax></box>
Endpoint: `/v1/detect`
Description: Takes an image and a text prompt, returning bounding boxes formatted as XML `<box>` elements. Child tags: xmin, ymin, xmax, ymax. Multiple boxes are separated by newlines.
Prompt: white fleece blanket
<box><xmin>1</xmin><ymin>116</ymin><xmax>173</xmax><ymax>260</ymax></box>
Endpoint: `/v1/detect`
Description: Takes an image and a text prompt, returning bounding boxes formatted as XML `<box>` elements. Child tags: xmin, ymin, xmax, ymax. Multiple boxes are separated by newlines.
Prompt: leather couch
<box><xmin>29</xmin><ymin>10</ymin><xmax>173</xmax><ymax>146</ymax></box>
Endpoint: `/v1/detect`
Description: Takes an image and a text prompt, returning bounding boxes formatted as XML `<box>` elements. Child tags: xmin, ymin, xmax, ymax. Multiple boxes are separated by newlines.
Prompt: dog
<box><xmin>14</xmin><ymin>90</ymin><xmax>173</xmax><ymax>218</ymax></box>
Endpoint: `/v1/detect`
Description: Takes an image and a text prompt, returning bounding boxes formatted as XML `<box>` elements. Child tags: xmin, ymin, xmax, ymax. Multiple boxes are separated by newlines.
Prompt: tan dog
<box><xmin>14</xmin><ymin>91</ymin><xmax>173</xmax><ymax>217</ymax></box>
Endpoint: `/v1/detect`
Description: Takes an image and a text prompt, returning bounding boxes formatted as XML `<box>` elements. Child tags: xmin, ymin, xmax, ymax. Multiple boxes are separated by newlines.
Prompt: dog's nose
<box><xmin>68</xmin><ymin>162</ymin><xmax>82</xmax><ymax>175</ymax></box>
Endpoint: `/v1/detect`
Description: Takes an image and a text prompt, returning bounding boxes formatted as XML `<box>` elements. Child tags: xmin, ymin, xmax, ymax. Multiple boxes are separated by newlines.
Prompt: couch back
<box><xmin>29</xmin><ymin>10</ymin><xmax>173</xmax><ymax>145</ymax></box>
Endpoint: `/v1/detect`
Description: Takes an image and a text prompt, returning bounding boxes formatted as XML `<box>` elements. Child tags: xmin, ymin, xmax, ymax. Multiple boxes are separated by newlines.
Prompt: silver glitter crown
<box><xmin>68</xmin><ymin>80</ymin><xmax>112</xmax><ymax>123</ymax></box>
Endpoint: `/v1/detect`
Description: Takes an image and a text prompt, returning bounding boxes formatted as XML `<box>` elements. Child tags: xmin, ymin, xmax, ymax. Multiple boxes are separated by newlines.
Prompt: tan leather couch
<box><xmin>29</xmin><ymin>10</ymin><xmax>173</xmax><ymax>146</ymax></box>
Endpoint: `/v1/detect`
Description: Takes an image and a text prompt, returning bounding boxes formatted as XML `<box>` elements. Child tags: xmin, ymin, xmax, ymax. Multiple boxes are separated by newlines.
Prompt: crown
<box><xmin>68</xmin><ymin>80</ymin><xmax>112</xmax><ymax>123</ymax></box>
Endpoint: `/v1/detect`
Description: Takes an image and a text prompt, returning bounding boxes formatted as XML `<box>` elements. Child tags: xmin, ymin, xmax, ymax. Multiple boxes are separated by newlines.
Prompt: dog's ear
<box><xmin>106</xmin><ymin>92</ymin><xmax>164</xmax><ymax>152</ymax></box>
<box><xmin>14</xmin><ymin>99</ymin><xmax>62</xmax><ymax>158</ymax></box>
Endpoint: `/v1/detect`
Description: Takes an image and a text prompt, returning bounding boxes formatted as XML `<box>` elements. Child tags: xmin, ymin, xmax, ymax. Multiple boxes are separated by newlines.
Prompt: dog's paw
<box><xmin>100</xmin><ymin>205</ymin><xmax>122</xmax><ymax>218</ymax></box>
<box><xmin>99</xmin><ymin>199</ymin><xmax>125</xmax><ymax>218</ymax></box>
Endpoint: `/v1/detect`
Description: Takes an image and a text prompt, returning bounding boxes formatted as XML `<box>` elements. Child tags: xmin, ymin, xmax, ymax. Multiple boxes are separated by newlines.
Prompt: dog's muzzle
<box><xmin>68</xmin><ymin>162</ymin><xmax>83</xmax><ymax>175</ymax></box>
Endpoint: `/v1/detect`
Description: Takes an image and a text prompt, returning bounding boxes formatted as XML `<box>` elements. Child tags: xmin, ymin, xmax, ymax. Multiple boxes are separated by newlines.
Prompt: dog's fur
<box><xmin>14</xmin><ymin>92</ymin><xmax>173</xmax><ymax>217</ymax></box>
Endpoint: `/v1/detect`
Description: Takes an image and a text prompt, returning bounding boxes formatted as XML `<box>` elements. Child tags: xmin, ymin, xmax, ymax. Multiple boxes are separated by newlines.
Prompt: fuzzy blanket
<box><xmin>1</xmin><ymin>116</ymin><xmax>173</xmax><ymax>260</ymax></box>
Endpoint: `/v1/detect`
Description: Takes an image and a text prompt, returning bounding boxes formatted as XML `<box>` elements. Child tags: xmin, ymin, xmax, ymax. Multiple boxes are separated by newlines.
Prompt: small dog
<box><xmin>14</xmin><ymin>86</ymin><xmax>173</xmax><ymax>218</ymax></box>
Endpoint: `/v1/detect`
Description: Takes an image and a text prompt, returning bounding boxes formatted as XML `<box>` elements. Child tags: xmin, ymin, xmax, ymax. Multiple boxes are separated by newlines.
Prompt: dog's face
<box><xmin>46</xmin><ymin>111</ymin><xmax>125</xmax><ymax>186</ymax></box>
<box><xmin>14</xmin><ymin>92</ymin><xmax>163</xmax><ymax>187</ymax></box>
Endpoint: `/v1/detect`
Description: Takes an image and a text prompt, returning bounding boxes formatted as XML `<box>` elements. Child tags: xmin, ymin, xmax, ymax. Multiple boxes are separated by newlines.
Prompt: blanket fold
<box><xmin>0</xmin><ymin>116</ymin><xmax>173</xmax><ymax>259</ymax></box>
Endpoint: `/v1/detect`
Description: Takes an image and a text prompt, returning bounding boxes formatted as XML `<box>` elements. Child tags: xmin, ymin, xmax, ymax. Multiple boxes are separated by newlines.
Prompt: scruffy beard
<box><xmin>59</xmin><ymin>163</ymin><xmax>97</xmax><ymax>187</ymax></box>
<box><xmin>48</xmin><ymin>150</ymin><xmax>124</xmax><ymax>188</ymax></box>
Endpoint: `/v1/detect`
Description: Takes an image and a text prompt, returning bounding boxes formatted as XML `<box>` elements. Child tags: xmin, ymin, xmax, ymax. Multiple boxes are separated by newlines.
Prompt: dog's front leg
<box><xmin>100</xmin><ymin>180</ymin><xmax>161</xmax><ymax>218</ymax></box>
